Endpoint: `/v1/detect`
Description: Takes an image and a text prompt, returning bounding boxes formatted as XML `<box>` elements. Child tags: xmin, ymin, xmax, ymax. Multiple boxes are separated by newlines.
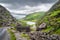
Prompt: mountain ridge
<box><xmin>0</xmin><ymin>5</ymin><xmax>18</xmax><ymax>27</ymax></box>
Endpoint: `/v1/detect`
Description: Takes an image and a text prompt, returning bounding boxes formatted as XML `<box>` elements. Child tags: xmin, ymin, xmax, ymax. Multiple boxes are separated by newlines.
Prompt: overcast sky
<box><xmin>0</xmin><ymin>0</ymin><xmax>58</xmax><ymax>19</ymax></box>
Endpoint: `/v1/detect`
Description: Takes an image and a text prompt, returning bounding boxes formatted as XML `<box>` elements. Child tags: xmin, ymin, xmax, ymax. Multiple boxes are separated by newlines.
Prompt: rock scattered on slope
<box><xmin>28</xmin><ymin>31</ymin><xmax>60</xmax><ymax>40</ymax></box>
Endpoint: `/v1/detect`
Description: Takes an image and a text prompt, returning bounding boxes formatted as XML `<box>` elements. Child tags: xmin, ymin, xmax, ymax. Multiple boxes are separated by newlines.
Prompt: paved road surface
<box><xmin>0</xmin><ymin>27</ymin><xmax>10</xmax><ymax>40</ymax></box>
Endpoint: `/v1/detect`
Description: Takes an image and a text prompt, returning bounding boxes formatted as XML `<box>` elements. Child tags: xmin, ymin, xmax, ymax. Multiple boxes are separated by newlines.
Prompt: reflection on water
<box><xmin>27</xmin><ymin>21</ymin><xmax>36</xmax><ymax>30</ymax></box>
<box><xmin>26</xmin><ymin>21</ymin><xmax>35</xmax><ymax>25</ymax></box>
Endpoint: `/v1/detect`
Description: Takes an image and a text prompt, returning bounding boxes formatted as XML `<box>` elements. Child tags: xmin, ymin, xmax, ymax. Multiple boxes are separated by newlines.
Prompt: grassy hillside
<box><xmin>21</xmin><ymin>12</ymin><xmax>45</xmax><ymax>22</ymax></box>
<box><xmin>36</xmin><ymin>1</ymin><xmax>60</xmax><ymax>35</ymax></box>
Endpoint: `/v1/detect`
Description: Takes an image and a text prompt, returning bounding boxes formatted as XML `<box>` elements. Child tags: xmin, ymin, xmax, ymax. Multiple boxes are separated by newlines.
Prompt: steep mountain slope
<box><xmin>0</xmin><ymin>5</ymin><xmax>17</xmax><ymax>27</ymax></box>
<box><xmin>36</xmin><ymin>0</ymin><xmax>60</xmax><ymax>35</ymax></box>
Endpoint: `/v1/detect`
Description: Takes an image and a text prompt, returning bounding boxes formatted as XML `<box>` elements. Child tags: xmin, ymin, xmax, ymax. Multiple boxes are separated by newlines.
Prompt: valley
<box><xmin>0</xmin><ymin>0</ymin><xmax>60</xmax><ymax>40</ymax></box>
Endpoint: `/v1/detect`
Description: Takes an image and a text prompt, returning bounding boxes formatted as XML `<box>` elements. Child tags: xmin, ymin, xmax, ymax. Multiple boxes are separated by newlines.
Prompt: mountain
<box><xmin>22</xmin><ymin>12</ymin><xmax>45</xmax><ymax>22</ymax></box>
<box><xmin>36</xmin><ymin>0</ymin><xmax>60</xmax><ymax>35</ymax></box>
<box><xmin>0</xmin><ymin>5</ymin><xmax>18</xmax><ymax>27</ymax></box>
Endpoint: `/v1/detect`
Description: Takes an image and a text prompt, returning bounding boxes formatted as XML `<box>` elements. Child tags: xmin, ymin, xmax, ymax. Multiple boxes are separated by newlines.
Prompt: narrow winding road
<box><xmin>0</xmin><ymin>27</ymin><xmax>10</xmax><ymax>40</ymax></box>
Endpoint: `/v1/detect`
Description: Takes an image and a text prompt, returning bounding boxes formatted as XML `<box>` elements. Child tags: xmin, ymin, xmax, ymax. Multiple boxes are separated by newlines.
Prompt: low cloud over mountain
<box><xmin>0</xmin><ymin>0</ymin><xmax>58</xmax><ymax>19</ymax></box>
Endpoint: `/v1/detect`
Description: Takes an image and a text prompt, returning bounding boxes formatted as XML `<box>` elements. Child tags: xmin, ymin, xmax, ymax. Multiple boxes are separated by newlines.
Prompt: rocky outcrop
<box><xmin>36</xmin><ymin>23</ymin><xmax>47</xmax><ymax>31</ymax></box>
<box><xmin>39</xmin><ymin>23</ymin><xmax>46</xmax><ymax>28</ymax></box>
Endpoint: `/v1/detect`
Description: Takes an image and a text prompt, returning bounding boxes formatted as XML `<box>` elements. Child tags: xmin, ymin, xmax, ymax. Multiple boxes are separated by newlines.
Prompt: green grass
<box><xmin>42</xmin><ymin>26</ymin><xmax>53</xmax><ymax>32</ymax></box>
<box><xmin>54</xmin><ymin>28</ymin><xmax>60</xmax><ymax>35</ymax></box>
<box><xmin>8</xmin><ymin>29</ymin><xmax>16</xmax><ymax>40</ymax></box>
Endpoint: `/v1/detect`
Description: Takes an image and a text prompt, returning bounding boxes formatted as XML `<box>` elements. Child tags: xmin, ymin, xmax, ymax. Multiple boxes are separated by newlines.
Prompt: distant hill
<box><xmin>22</xmin><ymin>12</ymin><xmax>45</xmax><ymax>22</ymax></box>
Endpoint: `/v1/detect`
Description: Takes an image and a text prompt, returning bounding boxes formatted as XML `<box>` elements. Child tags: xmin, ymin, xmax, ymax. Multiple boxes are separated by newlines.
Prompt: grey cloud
<box><xmin>1</xmin><ymin>0</ymin><xmax>57</xmax><ymax>3</ymax></box>
<box><xmin>0</xmin><ymin>0</ymin><xmax>57</xmax><ymax>10</ymax></box>
<box><xmin>0</xmin><ymin>0</ymin><xmax>57</xmax><ymax>6</ymax></box>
